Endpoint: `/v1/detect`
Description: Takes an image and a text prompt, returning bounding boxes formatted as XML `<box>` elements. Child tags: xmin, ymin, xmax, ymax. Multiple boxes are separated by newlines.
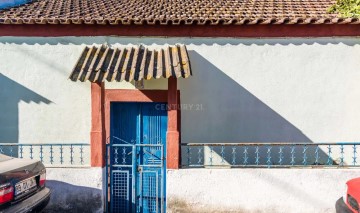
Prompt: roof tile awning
<box><xmin>69</xmin><ymin>45</ymin><xmax>192</xmax><ymax>82</ymax></box>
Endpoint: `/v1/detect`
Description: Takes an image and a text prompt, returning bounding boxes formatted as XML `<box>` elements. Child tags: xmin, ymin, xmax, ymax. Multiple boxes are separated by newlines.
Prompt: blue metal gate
<box><xmin>106</xmin><ymin>102</ymin><xmax>167</xmax><ymax>213</ymax></box>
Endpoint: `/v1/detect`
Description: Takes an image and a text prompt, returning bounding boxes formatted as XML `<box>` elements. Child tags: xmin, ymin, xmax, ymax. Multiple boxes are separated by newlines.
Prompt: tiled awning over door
<box><xmin>69</xmin><ymin>45</ymin><xmax>192</xmax><ymax>82</ymax></box>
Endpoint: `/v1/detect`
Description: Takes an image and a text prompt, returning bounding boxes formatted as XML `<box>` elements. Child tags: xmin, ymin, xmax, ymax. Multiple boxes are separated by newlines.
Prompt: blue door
<box><xmin>107</xmin><ymin>102</ymin><xmax>167</xmax><ymax>213</ymax></box>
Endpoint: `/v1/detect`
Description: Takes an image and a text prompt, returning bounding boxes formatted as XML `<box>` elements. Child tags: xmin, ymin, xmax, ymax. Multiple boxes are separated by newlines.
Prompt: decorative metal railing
<box><xmin>0</xmin><ymin>143</ymin><xmax>90</xmax><ymax>167</ymax></box>
<box><xmin>181</xmin><ymin>142</ymin><xmax>360</xmax><ymax>168</ymax></box>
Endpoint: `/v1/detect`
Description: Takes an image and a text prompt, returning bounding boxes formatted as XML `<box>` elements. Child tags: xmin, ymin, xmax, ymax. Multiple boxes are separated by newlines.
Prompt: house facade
<box><xmin>1</xmin><ymin>0</ymin><xmax>360</xmax><ymax>212</ymax></box>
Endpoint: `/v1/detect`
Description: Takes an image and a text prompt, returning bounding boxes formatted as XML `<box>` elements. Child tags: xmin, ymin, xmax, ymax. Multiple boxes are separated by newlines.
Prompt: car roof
<box><xmin>0</xmin><ymin>154</ymin><xmax>13</xmax><ymax>162</ymax></box>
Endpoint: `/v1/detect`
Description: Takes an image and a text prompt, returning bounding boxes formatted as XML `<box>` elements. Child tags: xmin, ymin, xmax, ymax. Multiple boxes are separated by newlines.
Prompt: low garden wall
<box><xmin>167</xmin><ymin>168</ymin><xmax>359</xmax><ymax>213</ymax></box>
<box><xmin>43</xmin><ymin>168</ymin><xmax>103</xmax><ymax>213</ymax></box>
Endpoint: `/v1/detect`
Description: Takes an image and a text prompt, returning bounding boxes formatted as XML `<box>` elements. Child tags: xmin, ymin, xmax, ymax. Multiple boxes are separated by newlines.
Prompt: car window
<box><xmin>0</xmin><ymin>154</ymin><xmax>13</xmax><ymax>162</ymax></box>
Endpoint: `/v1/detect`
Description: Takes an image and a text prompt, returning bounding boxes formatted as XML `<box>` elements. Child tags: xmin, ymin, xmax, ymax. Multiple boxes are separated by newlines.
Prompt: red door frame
<box><xmin>90</xmin><ymin>78</ymin><xmax>180</xmax><ymax>169</ymax></box>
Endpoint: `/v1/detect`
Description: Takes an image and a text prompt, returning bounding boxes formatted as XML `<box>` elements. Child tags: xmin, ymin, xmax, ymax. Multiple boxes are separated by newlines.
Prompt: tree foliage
<box><xmin>328</xmin><ymin>0</ymin><xmax>360</xmax><ymax>18</ymax></box>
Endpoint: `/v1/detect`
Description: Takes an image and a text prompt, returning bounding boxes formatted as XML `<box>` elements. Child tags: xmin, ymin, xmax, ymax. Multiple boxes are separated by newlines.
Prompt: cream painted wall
<box><xmin>0</xmin><ymin>36</ymin><xmax>359</xmax><ymax>144</ymax></box>
<box><xmin>0</xmin><ymin>42</ymin><xmax>90</xmax><ymax>143</ymax></box>
<box><xmin>167</xmin><ymin>168</ymin><xmax>359</xmax><ymax>213</ymax></box>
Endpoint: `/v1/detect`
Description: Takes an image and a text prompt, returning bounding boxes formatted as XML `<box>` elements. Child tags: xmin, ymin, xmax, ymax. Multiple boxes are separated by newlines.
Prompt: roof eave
<box><xmin>1</xmin><ymin>23</ymin><xmax>360</xmax><ymax>37</ymax></box>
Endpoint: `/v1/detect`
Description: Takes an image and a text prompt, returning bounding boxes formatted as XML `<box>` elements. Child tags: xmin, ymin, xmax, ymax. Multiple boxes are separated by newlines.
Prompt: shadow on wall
<box><xmin>180</xmin><ymin>50</ymin><xmax>311</xmax><ymax>143</ymax></box>
<box><xmin>335</xmin><ymin>197</ymin><xmax>352</xmax><ymax>213</ymax></box>
<box><xmin>179</xmin><ymin>51</ymin><xmax>332</xmax><ymax>165</ymax></box>
<box><xmin>0</xmin><ymin>73</ymin><xmax>51</xmax><ymax>144</ymax></box>
<box><xmin>43</xmin><ymin>180</ymin><xmax>103</xmax><ymax>213</ymax></box>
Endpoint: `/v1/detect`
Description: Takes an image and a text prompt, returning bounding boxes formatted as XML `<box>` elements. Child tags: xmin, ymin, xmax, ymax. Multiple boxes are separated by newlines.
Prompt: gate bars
<box><xmin>105</xmin><ymin>143</ymin><xmax>165</xmax><ymax>213</ymax></box>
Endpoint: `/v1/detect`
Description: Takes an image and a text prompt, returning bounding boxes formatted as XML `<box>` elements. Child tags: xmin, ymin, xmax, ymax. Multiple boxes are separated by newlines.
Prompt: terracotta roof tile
<box><xmin>69</xmin><ymin>45</ymin><xmax>192</xmax><ymax>82</ymax></box>
<box><xmin>0</xmin><ymin>0</ymin><xmax>358</xmax><ymax>25</ymax></box>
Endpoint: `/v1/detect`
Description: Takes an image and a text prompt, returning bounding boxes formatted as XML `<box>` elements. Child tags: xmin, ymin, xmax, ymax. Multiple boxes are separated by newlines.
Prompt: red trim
<box><xmin>167</xmin><ymin>78</ymin><xmax>180</xmax><ymax>169</ymax></box>
<box><xmin>105</xmin><ymin>89</ymin><xmax>168</xmax><ymax>103</ymax></box>
<box><xmin>104</xmin><ymin>89</ymin><xmax>168</xmax><ymax>154</ymax></box>
<box><xmin>90</xmin><ymin>82</ymin><xmax>105</xmax><ymax>167</ymax></box>
<box><xmin>1</xmin><ymin>24</ymin><xmax>360</xmax><ymax>37</ymax></box>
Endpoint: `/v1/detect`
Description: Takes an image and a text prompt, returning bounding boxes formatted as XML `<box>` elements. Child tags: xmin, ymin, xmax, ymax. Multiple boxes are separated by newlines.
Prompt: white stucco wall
<box><xmin>179</xmin><ymin>38</ymin><xmax>360</xmax><ymax>143</ymax></box>
<box><xmin>0</xmin><ymin>41</ymin><xmax>90</xmax><ymax>143</ymax></box>
<box><xmin>0</xmin><ymin>36</ymin><xmax>359</xmax><ymax>145</ymax></box>
<box><xmin>167</xmin><ymin>168</ymin><xmax>359</xmax><ymax>213</ymax></box>
<box><xmin>0</xmin><ymin>36</ymin><xmax>359</xmax><ymax>212</ymax></box>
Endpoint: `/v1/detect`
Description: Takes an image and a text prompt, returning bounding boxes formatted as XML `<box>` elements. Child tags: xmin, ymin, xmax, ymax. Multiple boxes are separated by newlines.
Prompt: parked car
<box><xmin>336</xmin><ymin>177</ymin><xmax>360</xmax><ymax>213</ymax></box>
<box><xmin>0</xmin><ymin>154</ymin><xmax>50</xmax><ymax>213</ymax></box>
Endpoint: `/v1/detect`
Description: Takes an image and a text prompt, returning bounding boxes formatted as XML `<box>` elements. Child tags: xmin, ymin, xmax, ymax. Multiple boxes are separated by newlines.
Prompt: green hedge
<box><xmin>328</xmin><ymin>0</ymin><xmax>360</xmax><ymax>18</ymax></box>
